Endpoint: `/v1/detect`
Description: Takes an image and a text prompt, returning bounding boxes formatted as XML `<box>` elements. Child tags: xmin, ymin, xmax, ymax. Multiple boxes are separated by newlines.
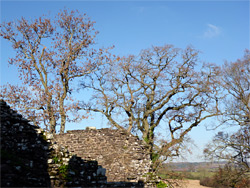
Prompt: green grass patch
<box><xmin>156</xmin><ymin>181</ymin><xmax>169</xmax><ymax>188</ymax></box>
<box><xmin>158</xmin><ymin>171</ymin><xmax>215</xmax><ymax>181</ymax></box>
<box><xmin>181</xmin><ymin>171</ymin><xmax>215</xmax><ymax>180</ymax></box>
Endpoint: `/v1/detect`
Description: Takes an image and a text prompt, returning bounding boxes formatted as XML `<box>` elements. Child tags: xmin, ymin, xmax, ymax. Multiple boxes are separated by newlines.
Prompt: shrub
<box><xmin>156</xmin><ymin>181</ymin><xmax>168</xmax><ymax>188</ymax></box>
<box><xmin>200</xmin><ymin>177</ymin><xmax>215</xmax><ymax>187</ymax></box>
<box><xmin>200</xmin><ymin>165</ymin><xmax>250</xmax><ymax>188</ymax></box>
<box><xmin>58</xmin><ymin>164</ymin><xmax>69</xmax><ymax>179</ymax></box>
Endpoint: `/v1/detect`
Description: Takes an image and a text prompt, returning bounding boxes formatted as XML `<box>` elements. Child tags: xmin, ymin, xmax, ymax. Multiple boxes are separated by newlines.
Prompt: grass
<box><xmin>180</xmin><ymin>171</ymin><xmax>215</xmax><ymax>180</ymax></box>
<box><xmin>158</xmin><ymin>170</ymin><xmax>215</xmax><ymax>181</ymax></box>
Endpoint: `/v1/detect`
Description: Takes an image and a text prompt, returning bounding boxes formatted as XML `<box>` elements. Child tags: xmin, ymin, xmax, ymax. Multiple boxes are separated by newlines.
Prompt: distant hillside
<box><xmin>161</xmin><ymin>161</ymin><xmax>226</xmax><ymax>172</ymax></box>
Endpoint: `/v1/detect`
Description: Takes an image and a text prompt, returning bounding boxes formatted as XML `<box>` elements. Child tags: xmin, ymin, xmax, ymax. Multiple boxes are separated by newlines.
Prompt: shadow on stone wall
<box><xmin>0</xmin><ymin>100</ymin><xmax>51</xmax><ymax>187</ymax></box>
<box><xmin>66</xmin><ymin>156</ymin><xmax>107</xmax><ymax>187</ymax></box>
<box><xmin>54</xmin><ymin>129</ymin><xmax>151</xmax><ymax>183</ymax></box>
<box><xmin>49</xmin><ymin>154</ymin><xmax>108</xmax><ymax>187</ymax></box>
<box><xmin>0</xmin><ymin>100</ymin><xmax>146</xmax><ymax>187</ymax></box>
<box><xmin>107</xmin><ymin>181</ymin><xmax>144</xmax><ymax>187</ymax></box>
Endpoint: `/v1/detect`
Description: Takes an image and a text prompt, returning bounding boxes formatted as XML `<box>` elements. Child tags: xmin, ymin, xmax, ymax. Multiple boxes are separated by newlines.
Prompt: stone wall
<box><xmin>54</xmin><ymin>129</ymin><xmax>152</xmax><ymax>183</ymax></box>
<box><xmin>45</xmin><ymin>133</ymin><xmax>107</xmax><ymax>187</ymax></box>
<box><xmin>0</xmin><ymin>100</ymin><xmax>107</xmax><ymax>187</ymax></box>
<box><xmin>1</xmin><ymin>100</ymin><xmax>51</xmax><ymax>187</ymax></box>
<box><xmin>1</xmin><ymin>100</ymin><xmax>153</xmax><ymax>187</ymax></box>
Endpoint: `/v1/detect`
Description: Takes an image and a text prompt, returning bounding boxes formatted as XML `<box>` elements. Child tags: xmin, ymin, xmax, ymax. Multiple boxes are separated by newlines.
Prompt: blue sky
<box><xmin>1</xmin><ymin>1</ymin><xmax>249</xmax><ymax>162</ymax></box>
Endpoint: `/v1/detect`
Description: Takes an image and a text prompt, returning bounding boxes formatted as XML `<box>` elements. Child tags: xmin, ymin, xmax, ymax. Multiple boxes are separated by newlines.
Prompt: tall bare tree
<box><xmin>81</xmin><ymin>45</ymin><xmax>222</xmax><ymax>170</ymax></box>
<box><xmin>0</xmin><ymin>9</ymin><xmax>111</xmax><ymax>134</ymax></box>
<box><xmin>204</xmin><ymin>50</ymin><xmax>250</xmax><ymax>172</ymax></box>
<box><xmin>220</xmin><ymin>50</ymin><xmax>250</xmax><ymax>127</ymax></box>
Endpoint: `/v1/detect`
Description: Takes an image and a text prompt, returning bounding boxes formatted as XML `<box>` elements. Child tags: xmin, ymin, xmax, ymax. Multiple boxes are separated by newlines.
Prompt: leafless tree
<box><xmin>81</xmin><ymin>45</ymin><xmax>222</xmax><ymax>170</ymax></box>
<box><xmin>204</xmin><ymin>127</ymin><xmax>250</xmax><ymax>172</ymax></box>
<box><xmin>204</xmin><ymin>50</ymin><xmax>250</xmax><ymax>173</ymax></box>
<box><xmin>220</xmin><ymin>50</ymin><xmax>250</xmax><ymax>127</ymax></box>
<box><xmin>0</xmin><ymin>9</ymin><xmax>112</xmax><ymax>134</ymax></box>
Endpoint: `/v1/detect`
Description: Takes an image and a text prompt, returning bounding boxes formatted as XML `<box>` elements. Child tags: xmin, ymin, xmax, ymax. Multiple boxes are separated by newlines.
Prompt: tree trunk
<box><xmin>59</xmin><ymin>95</ymin><xmax>66</xmax><ymax>134</ymax></box>
<box><xmin>47</xmin><ymin>95</ymin><xmax>56</xmax><ymax>134</ymax></box>
<box><xmin>60</xmin><ymin>111</ymin><xmax>66</xmax><ymax>134</ymax></box>
<box><xmin>50</xmin><ymin>117</ymin><xmax>56</xmax><ymax>134</ymax></box>
<box><xmin>142</xmin><ymin>126</ymin><xmax>155</xmax><ymax>171</ymax></box>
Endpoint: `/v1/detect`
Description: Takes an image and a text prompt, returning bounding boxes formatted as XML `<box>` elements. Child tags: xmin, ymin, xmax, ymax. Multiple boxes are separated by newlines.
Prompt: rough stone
<box><xmin>1</xmin><ymin>100</ymin><xmax>154</xmax><ymax>187</ymax></box>
<box><xmin>54</xmin><ymin>129</ymin><xmax>152</xmax><ymax>183</ymax></box>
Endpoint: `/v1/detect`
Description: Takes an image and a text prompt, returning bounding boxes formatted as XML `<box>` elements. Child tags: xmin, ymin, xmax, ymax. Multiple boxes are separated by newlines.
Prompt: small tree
<box><xmin>0</xmin><ymin>9</ymin><xmax>111</xmax><ymax>134</ymax></box>
<box><xmin>204</xmin><ymin>127</ymin><xmax>250</xmax><ymax>172</ymax></box>
<box><xmin>81</xmin><ymin>45</ymin><xmax>222</xmax><ymax>170</ymax></box>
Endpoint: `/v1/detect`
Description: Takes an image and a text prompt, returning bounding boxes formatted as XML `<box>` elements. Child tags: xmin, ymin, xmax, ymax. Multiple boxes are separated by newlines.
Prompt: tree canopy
<box><xmin>80</xmin><ymin>45</ymin><xmax>222</xmax><ymax>170</ymax></box>
<box><xmin>1</xmin><ymin>8</ymin><xmax>249</xmax><ymax>177</ymax></box>
<box><xmin>0</xmin><ymin>9</ymin><xmax>112</xmax><ymax>134</ymax></box>
<box><xmin>204</xmin><ymin>50</ymin><xmax>250</xmax><ymax>173</ymax></box>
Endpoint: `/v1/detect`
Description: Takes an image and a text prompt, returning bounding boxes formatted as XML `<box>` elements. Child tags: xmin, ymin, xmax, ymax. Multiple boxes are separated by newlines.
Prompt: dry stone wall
<box><xmin>54</xmin><ymin>129</ymin><xmax>152</xmax><ymax>183</ymax></box>
<box><xmin>1</xmin><ymin>100</ymin><xmax>51</xmax><ymax>187</ymax></box>
<box><xmin>0</xmin><ymin>100</ymin><xmax>107</xmax><ymax>187</ymax></box>
<box><xmin>45</xmin><ymin>133</ymin><xmax>108</xmax><ymax>187</ymax></box>
<box><xmin>1</xmin><ymin>99</ymin><xmax>153</xmax><ymax>187</ymax></box>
